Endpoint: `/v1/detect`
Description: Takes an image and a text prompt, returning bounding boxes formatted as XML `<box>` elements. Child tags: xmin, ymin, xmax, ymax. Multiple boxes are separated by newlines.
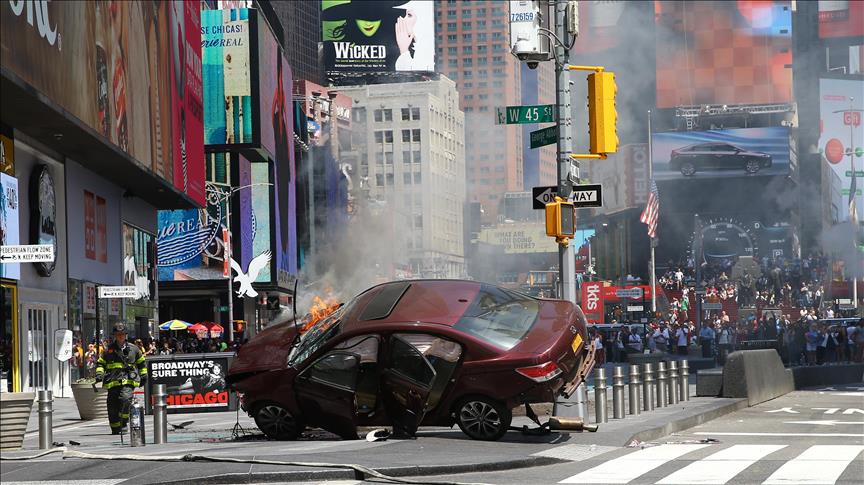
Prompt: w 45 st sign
<box><xmin>496</xmin><ymin>105</ymin><xmax>555</xmax><ymax>125</ymax></box>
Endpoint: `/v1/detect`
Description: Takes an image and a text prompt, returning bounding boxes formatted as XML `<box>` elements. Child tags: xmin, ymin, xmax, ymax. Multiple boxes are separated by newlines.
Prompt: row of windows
<box><xmin>447</xmin><ymin>8</ymin><xmax>488</xmax><ymax>18</ymax></box>
<box><xmin>375</xmin><ymin>172</ymin><xmax>422</xmax><ymax>187</ymax></box>
<box><xmin>374</xmin><ymin>129</ymin><xmax>422</xmax><ymax>144</ymax></box>
<box><xmin>374</xmin><ymin>107</ymin><xmax>422</xmax><ymax>123</ymax></box>
<box><xmin>447</xmin><ymin>56</ymin><xmax>507</xmax><ymax>67</ymax></box>
<box><xmin>451</xmin><ymin>68</ymin><xmax>508</xmax><ymax>79</ymax></box>
<box><xmin>442</xmin><ymin>32</ymin><xmax>503</xmax><ymax>43</ymax></box>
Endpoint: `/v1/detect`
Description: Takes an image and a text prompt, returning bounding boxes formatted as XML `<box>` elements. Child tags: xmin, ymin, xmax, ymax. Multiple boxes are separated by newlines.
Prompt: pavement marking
<box><xmin>784</xmin><ymin>420</ymin><xmax>864</xmax><ymax>426</ymax></box>
<box><xmin>531</xmin><ymin>444</ymin><xmax>618</xmax><ymax>461</ymax></box>
<box><xmin>694</xmin><ymin>432</ymin><xmax>864</xmax><ymax>437</ymax></box>
<box><xmin>762</xmin><ymin>445</ymin><xmax>864</xmax><ymax>485</ymax></box>
<box><xmin>558</xmin><ymin>444</ymin><xmax>709</xmax><ymax>484</ymax></box>
<box><xmin>2</xmin><ymin>481</ymin><xmax>126</xmax><ymax>485</ymax></box>
<box><xmin>656</xmin><ymin>444</ymin><xmax>786</xmax><ymax>485</ymax></box>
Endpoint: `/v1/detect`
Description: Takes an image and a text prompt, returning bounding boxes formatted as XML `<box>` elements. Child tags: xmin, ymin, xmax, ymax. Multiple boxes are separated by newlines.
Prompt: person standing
<box><xmin>95</xmin><ymin>323</ymin><xmax>148</xmax><ymax>434</ymax></box>
<box><xmin>676</xmin><ymin>322</ymin><xmax>690</xmax><ymax>355</ymax></box>
<box><xmin>652</xmin><ymin>323</ymin><xmax>670</xmax><ymax>353</ymax></box>
<box><xmin>699</xmin><ymin>324</ymin><xmax>715</xmax><ymax>359</ymax></box>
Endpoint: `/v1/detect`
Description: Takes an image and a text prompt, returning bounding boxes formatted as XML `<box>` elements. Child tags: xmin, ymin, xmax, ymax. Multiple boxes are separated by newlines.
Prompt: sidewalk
<box><xmin>3</xmin><ymin>377</ymin><xmax>744</xmax><ymax>485</ymax></box>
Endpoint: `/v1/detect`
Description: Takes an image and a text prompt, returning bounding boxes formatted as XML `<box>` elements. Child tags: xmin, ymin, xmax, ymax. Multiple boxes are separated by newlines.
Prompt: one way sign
<box><xmin>532</xmin><ymin>186</ymin><xmax>558</xmax><ymax>210</ymax></box>
<box><xmin>571</xmin><ymin>184</ymin><xmax>602</xmax><ymax>208</ymax></box>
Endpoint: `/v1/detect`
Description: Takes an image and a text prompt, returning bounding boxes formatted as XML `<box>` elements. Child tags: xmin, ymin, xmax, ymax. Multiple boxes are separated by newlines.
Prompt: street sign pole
<box><xmin>555</xmin><ymin>0</ymin><xmax>575</xmax><ymax>306</ymax></box>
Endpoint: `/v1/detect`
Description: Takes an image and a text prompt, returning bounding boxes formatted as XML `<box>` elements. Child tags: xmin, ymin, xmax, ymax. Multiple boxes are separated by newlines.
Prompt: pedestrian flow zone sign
<box><xmin>98</xmin><ymin>286</ymin><xmax>138</xmax><ymax>299</ymax></box>
<box><xmin>0</xmin><ymin>244</ymin><xmax>54</xmax><ymax>263</ymax></box>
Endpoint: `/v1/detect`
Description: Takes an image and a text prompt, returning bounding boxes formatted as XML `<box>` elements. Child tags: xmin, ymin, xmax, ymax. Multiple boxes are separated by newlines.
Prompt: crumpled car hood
<box><xmin>228</xmin><ymin>321</ymin><xmax>299</xmax><ymax>378</ymax></box>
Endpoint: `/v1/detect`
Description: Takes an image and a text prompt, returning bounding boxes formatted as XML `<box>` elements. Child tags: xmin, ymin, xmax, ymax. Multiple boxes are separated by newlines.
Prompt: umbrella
<box><xmin>187</xmin><ymin>323</ymin><xmax>209</xmax><ymax>338</ymax></box>
<box><xmin>205</xmin><ymin>323</ymin><xmax>224</xmax><ymax>338</ymax></box>
<box><xmin>160</xmin><ymin>319</ymin><xmax>190</xmax><ymax>331</ymax></box>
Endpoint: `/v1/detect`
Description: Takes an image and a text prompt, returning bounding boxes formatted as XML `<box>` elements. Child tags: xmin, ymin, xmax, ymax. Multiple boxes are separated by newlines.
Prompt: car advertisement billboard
<box><xmin>819</xmin><ymin>0</ymin><xmax>864</xmax><ymax>39</ymax></box>
<box><xmin>818</xmin><ymin>78</ymin><xmax>864</xmax><ymax>222</ymax></box>
<box><xmin>651</xmin><ymin>127</ymin><xmax>790</xmax><ymax>181</ymax></box>
<box><xmin>654</xmin><ymin>1</ymin><xmax>792</xmax><ymax>108</ymax></box>
<box><xmin>321</xmin><ymin>0</ymin><xmax>435</xmax><ymax>82</ymax></box>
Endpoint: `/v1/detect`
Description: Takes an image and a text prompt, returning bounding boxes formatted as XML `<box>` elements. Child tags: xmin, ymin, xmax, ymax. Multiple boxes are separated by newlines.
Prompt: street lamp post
<box><xmin>214</xmin><ymin>182</ymin><xmax>272</xmax><ymax>343</ymax></box>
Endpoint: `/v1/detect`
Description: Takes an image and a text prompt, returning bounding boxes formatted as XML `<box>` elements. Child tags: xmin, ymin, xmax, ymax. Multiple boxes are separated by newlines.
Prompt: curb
<box><xmin>158</xmin><ymin>456</ymin><xmax>564</xmax><ymax>484</ymax></box>
<box><xmin>623</xmin><ymin>398</ymin><xmax>749</xmax><ymax>445</ymax></box>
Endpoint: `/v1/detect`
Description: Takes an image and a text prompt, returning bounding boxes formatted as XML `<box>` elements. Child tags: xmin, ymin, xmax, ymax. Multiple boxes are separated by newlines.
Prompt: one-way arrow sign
<box><xmin>571</xmin><ymin>184</ymin><xmax>602</xmax><ymax>208</ymax></box>
<box><xmin>532</xmin><ymin>186</ymin><xmax>558</xmax><ymax>210</ymax></box>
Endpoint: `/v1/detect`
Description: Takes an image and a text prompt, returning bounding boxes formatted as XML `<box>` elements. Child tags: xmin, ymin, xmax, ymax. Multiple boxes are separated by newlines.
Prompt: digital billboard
<box><xmin>651</xmin><ymin>127</ymin><xmax>791</xmax><ymax>181</ymax></box>
<box><xmin>321</xmin><ymin>0</ymin><xmax>435</xmax><ymax>82</ymax></box>
<box><xmin>654</xmin><ymin>1</ymin><xmax>792</xmax><ymax>108</ymax></box>
<box><xmin>201</xmin><ymin>8</ymin><xmax>253</xmax><ymax>145</ymax></box>
<box><xmin>819</xmin><ymin>0</ymin><xmax>864</xmax><ymax>39</ymax></box>
<box><xmin>818</xmin><ymin>78</ymin><xmax>864</xmax><ymax>222</ymax></box>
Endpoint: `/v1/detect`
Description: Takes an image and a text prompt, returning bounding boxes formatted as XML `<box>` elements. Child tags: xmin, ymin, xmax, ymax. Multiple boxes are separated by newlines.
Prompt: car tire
<box><xmin>253</xmin><ymin>403</ymin><xmax>303</xmax><ymax>440</ymax></box>
<box><xmin>455</xmin><ymin>396</ymin><xmax>512</xmax><ymax>441</ymax></box>
<box><xmin>745</xmin><ymin>159</ymin><xmax>761</xmax><ymax>174</ymax></box>
<box><xmin>680</xmin><ymin>161</ymin><xmax>696</xmax><ymax>176</ymax></box>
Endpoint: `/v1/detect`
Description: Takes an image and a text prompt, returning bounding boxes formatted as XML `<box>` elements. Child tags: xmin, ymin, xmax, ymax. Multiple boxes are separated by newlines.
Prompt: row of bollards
<box><xmin>591</xmin><ymin>359</ymin><xmax>690</xmax><ymax>424</ymax></box>
<box><xmin>37</xmin><ymin>384</ymin><xmax>170</xmax><ymax>449</ymax></box>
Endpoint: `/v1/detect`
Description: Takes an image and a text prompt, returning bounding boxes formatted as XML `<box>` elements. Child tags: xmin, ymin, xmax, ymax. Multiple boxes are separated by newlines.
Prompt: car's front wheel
<box><xmin>680</xmin><ymin>160</ymin><xmax>696</xmax><ymax>176</ymax></box>
<box><xmin>253</xmin><ymin>403</ymin><xmax>303</xmax><ymax>440</ymax></box>
<box><xmin>455</xmin><ymin>396</ymin><xmax>512</xmax><ymax>441</ymax></box>
<box><xmin>745</xmin><ymin>159</ymin><xmax>761</xmax><ymax>174</ymax></box>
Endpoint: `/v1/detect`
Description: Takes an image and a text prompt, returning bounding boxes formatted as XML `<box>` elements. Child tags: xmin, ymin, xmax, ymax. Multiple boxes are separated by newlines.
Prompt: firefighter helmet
<box><xmin>112</xmin><ymin>322</ymin><xmax>128</xmax><ymax>334</ymax></box>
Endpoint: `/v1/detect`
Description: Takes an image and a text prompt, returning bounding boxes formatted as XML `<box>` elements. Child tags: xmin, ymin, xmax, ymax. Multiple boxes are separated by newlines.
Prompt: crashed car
<box><xmin>227</xmin><ymin>279</ymin><xmax>595</xmax><ymax>441</ymax></box>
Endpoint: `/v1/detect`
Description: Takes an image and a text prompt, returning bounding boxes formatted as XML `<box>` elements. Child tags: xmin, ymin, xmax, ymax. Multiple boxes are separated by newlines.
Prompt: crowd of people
<box><xmin>71</xmin><ymin>334</ymin><xmax>244</xmax><ymax>381</ymax></box>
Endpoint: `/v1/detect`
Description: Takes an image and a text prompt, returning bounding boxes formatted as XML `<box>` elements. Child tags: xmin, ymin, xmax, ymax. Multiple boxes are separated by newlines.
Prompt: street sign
<box><xmin>702</xmin><ymin>302</ymin><xmax>723</xmax><ymax>310</ymax></box>
<box><xmin>530</xmin><ymin>125</ymin><xmax>558</xmax><ymax>148</ymax></box>
<box><xmin>843</xmin><ymin>111</ymin><xmax>861</xmax><ymax>127</ymax></box>
<box><xmin>845</xmin><ymin>171</ymin><xmax>864</xmax><ymax>177</ymax></box>
<box><xmin>495</xmin><ymin>104</ymin><xmax>555</xmax><ymax>125</ymax></box>
<box><xmin>98</xmin><ymin>286</ymin><xmax>138</xmax><ymax>299</ymax></box>
<box><xmin>0</xmin><ymin>244</ymin><xmax>54</xmax><ymax>263</ymax></box>
<box><xmin>615</xmin><ymin>288</ymin><xmax>643</xmax><ymax>299</ymax></box>
<box><xmin>572</xmin><ymin>184</ymin><xmax>602</xmax><ymax>208</ymax></box>
<box><xmin>532</xmin><ymin>186</ymin><xmax>559</xmax><ymax>210</ymax></box>
<box><xmin>842</xmin><ymin>189</ymin><xmax>862</xmax><ymax>196</ymax></box>
<box><xmin>627</xmin><ymin>305</ymin><xmax>644</xmax><ymax>312</ymax></box>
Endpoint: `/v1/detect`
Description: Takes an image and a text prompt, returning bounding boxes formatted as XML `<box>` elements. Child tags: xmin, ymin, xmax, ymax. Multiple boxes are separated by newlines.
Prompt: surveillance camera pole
<box><xmin>554</xmin><ymin>0</ymin><xmax>576</xmax><ymax>304</ymax></box>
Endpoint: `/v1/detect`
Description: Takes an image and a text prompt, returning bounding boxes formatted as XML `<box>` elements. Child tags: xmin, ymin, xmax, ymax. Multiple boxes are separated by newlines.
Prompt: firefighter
<box><xmin>95</xmin><ymin>322</ymin><xmax>148</xmax><ymax>434</ymax></box>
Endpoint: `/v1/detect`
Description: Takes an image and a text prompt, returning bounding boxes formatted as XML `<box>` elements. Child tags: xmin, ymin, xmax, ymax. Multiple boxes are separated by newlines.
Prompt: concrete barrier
<box><xmin>626</xmin><ymin>353</ymin><xmax>667</xmax><ymax>366</ymax></box>
<box><xmin>722</xmin><ymin>350</ymin><xmax>794</xmax><ymax>406</ymax></box>
<box><xmin>696</xmin><ymin>368</ymin><xmax>723</xmax><ymax>397</ymax></box>
<box><xmin>792</xmin><ymin>363</ymin><xmax>864</xmax><ymax>389</ymax></box>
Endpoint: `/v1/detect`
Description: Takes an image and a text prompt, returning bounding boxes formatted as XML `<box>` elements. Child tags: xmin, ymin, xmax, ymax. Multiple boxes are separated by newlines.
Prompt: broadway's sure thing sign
<box><xmin>145</xmin><ymin>354</ymin><xmax>236</xmax><ymax>413</ymax></box>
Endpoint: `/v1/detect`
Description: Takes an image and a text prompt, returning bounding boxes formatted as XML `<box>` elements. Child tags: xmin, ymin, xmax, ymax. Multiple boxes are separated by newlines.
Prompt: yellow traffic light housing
<box><xmin>545</xmin><ymin>196</ymin><xmax>575</xmax><ymax>246</ymax></box>
<box><xmin>587</xmin><ymin>71</ymin><xmax>618</xmax><ymax>155</ymax></box>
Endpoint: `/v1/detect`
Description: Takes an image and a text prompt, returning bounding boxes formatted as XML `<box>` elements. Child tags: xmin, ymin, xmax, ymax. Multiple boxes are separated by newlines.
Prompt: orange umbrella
<box><xmin>187</xmin><ymin>323</ymin><xmax>209</xmax><ymax>338</ymax></box>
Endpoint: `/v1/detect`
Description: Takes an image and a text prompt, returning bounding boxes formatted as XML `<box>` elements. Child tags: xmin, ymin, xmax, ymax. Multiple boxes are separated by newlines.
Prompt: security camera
<box><xmin>527</xmin><ymin>61</ymin><xmax>539</xmax><ymax>70</ymax></box>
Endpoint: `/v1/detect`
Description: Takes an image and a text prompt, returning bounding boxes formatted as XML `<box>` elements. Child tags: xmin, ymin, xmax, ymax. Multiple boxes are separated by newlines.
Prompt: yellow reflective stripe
<box><xmin>97</xmin><ymin>357</ymin><xmax>106</xmax><ymax>364</ymax></box>
<box><xmin>138</xmin><ymin>368</ymin><xmax>148</xmax><ymax>375</ymax></box>
<box><xmin>105</xmin><ymin>362</ymin><xmax>125</xmax><ymax>369</ymax></box>
<box><xmin>135</xmin><ymin>355</ymin><xmax>146</xmax><ymax>364</ymax></box>
<box><xmin>105</xmin><ymin>379</ymin><xmax>140</xmax><ymax>389</ymax></box>
<box><xmin>119</xmin><ymin>413</ymin><xmax>129</xmax><ymax>418</ymax></box>
<box><xmin>104</xmin><ymin>381</ymin><xmax>122</xmax><ymax>389</ymax></box>
<box><xmin>110</xmin><ymin>422</ymin><xmax>123</xmax><ymax>428</ymax></box>
<box><xmin>95</xmin><ymin>367</ymin><xmax>104</xmax><ymax>373</ymax></box>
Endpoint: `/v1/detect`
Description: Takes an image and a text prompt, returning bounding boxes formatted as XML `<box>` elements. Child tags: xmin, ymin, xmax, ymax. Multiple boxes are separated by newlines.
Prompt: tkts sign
<box><xmin>581</xmin><ymin>282</ymin><xmax>604</xmax><ymax>324</ymax></box>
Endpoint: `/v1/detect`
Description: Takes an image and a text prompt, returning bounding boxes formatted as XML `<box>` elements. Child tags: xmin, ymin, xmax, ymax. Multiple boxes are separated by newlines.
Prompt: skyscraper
<box><xmin>271</xmin><ymin>0</ymin><xmax>322</xmax><ymax>84</ymax></box>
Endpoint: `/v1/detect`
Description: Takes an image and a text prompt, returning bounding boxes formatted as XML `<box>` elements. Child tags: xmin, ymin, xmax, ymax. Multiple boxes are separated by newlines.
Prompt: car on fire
<box><xmin>669</xmin><ymin>142</ymin><xmax>772</xmax><ymax>176</ymax></box>
<box><xmin>227</xmin><ymin>279</ymin><xmax>595</xmax><ymax>441</ymax></box>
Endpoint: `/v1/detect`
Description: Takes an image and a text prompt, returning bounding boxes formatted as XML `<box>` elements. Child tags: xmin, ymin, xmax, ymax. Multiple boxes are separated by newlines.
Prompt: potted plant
<box><xmin>0</xmin><ymin>391</ymin><xmax>36</xmax><ymax>450</ymax></box>
<box><xmin>71</xmin><ymin>377</ymin><xmax>109</xmax><ymax>420</ymax></box>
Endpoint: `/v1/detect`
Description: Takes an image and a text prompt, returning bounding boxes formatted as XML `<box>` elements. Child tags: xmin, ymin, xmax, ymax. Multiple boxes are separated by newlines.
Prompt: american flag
<box><xmin>640</xmin><ymin>179</ymin><xmax>660</xmax><ymax>239</ymax></box>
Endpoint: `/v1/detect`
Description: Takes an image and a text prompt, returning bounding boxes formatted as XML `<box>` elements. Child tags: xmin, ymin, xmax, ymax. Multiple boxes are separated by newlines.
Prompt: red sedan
<box><xmin>227</xmin><ymin>280</ymin><xmax>595</xmax><ymax>441</ymax></box>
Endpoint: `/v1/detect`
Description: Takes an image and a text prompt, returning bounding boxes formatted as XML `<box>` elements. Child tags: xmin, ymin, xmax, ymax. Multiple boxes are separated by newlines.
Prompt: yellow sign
<box><xmin>571</xmin><ymin>334</ymin><xmax>583</xmax><ymax>353</ymax></box>
<box><xmin>478</xmin><ymin>223</ymin><xmax>558</xmax><ymax>254</ymax></box>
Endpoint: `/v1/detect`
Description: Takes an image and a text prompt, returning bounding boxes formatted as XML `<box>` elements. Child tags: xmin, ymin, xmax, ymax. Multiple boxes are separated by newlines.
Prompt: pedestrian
<box><xmin>804</xmin><ymin>324</ymin><xmax>820</xmax><ymax>366</ymax></box>
<box><xmin>95</xmin><ymin>322</ymin><xmax>148</xmax><ymax>434</ymax></box>
<box><xmin>855</xmin><ymin>321</ymin><xmax>864</xmax><ymax>362</ymax></box>
<box><xmin>816</xmin><ymin>324</ymin><xmax>828</xmax><ymax>365</ymax></box>
<box><xmin>85</xmin><ymin>343</ymin><xmax>98</xmax><ymax>377</ymax></box>
<box><xmin>593</xmin><ymin>329</ymin><xmax>605</xmax><ymax>365</ymax></box>
<box><xmin>699</xmin><ymin>324</ymin><xmax>715</xmax><ymax>359</ymax></box>
<box><xmin>652</xmin><ymin>323</ymin><xmax>669</xmax><ymax>353</ymax></box>
<box><xmin>676</xmin><ymin>322</ymin><xmax>690</xmax><ymax>355</ymax></box>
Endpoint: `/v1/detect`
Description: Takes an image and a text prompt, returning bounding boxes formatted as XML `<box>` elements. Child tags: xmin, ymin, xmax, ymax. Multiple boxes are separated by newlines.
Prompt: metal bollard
<box><xmin>554</xmin><ymin>383</ymin><xmax>587</xmax><ymax>419</ymax></box>
<box><xmin>38</xmin><ymin>390</ymin><xmax>53</xmax><ymax>450</ymax></box>
<box><xmin>612</xmin><ymin>366</ymin><xmax>625</xmax><ymax>419</ymax></box>
<box><xmin>680</xmin><ymin>360</ymin><xmax>691</xmax><ymax>401</ymax></box>
<box><xmin>668</xmin><ymin>361</ymin><xmax>679</xmax><ymax>404</ymax></box>
<box><xmin>153</xmin><ymin>384</ymin><xmax>168</xmax><ymax>444</ymax></box>
<box><xmin>642</xmin><ymin>363</ymin><xmax>655</xmax><ymax>411</ymax></box>
<box><xmin>594</xmin><ymin>367</ymin><xmax>608</xmax><ymax>423</ymax></box>
<box><xmin>656</xmin><ymin>361</ymin><xmax>668</xmax><ymax>407</ymax></box>
<box><xmin>628</xmin><ymin>364</ymin><xmax>641</xmax><ymax>415</ymax></box>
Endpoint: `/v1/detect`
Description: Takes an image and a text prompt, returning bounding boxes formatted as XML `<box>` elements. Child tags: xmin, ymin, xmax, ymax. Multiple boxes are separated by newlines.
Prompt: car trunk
<box><xmin>227</xmin><ymin>321</ymin><xmax>299</xmax><ymax>382</ymax></box>
<box><xmin>510</xmin><ymin>300</ymin><xmax>585</xmax><ymax>376</ymax></box>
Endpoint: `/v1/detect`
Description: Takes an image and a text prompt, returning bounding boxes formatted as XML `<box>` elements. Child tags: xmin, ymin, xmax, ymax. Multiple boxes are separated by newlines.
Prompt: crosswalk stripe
<box><xmin>762</xmin><ymin>445</ymin><xmax>864</xmax><ymax>485</ymax></box>
<box><xmin>559</xmin><ymin>444</ymin><xmax>709</xmax><ymax>484</ymax></box>
<box><xmin>656</xmin><ymin>444</ymin><xmax>787</xmax><ymax>484</ymax></box>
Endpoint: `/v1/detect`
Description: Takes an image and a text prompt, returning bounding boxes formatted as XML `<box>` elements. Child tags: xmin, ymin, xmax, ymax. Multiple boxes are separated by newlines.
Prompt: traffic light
<box><xmin>587</xmin><ymin>71</ymin><xmax>618</xmax><ymax>155</ymax></box>
<box><xmin>545</xmin><ymin>196</ymin><xmax>576</xmax><ymax>241</ymax></box>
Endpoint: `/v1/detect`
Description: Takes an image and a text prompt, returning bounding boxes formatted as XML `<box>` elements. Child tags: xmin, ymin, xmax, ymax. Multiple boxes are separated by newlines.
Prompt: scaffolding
<box><xmin>674</xmin><ymin>103</ymin><xmax>795</xmax><ymax>130</ymax></box>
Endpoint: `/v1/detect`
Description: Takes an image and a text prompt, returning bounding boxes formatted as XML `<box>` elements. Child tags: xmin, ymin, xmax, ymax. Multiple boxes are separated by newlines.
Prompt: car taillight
<box><xmin>516</xmin><ymin>361</ymin><xmax>562</xmax><ymax>383</ymax></box>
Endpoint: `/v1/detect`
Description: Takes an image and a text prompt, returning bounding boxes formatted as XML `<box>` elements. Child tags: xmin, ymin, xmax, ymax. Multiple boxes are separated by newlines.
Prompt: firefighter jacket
<box><xmin>95</xmin><ymin>342</ymin><xmax>147</xmax><ymax>389</ymax></box>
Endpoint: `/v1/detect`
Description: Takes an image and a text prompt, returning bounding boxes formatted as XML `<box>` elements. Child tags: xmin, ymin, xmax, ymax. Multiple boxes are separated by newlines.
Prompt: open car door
<box><xmin>295</xmin><ymin>352</ymin><xmax>360</xmax><ymax>439</ymax></box>
<box><xmin>382</xmin><ymin>336</ymin><xmax>436</xmax><ymax>437</ymax></box>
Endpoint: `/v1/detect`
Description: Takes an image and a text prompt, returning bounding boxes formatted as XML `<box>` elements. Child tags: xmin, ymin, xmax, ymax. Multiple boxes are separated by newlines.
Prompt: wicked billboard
<box><xmin>321</xmin><ymin>0</ymin><xmax>435</xmax><ymax>82</ymax></box>
<box><xmin>0</xmin><ymin>0</ymin><xmax>205</xmax><ymax>206</ymax></box>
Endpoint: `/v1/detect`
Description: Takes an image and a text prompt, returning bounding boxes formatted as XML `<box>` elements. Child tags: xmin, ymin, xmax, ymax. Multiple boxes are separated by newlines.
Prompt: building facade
<box><xmin>339</xmin><ymin>78</ymin><xmax>467</xmax><ymax>278</ymax></box>
<box><xmin>271</xmin><ymin>0</ymin><xmax>322</xmax><ymax>85</ymax></box>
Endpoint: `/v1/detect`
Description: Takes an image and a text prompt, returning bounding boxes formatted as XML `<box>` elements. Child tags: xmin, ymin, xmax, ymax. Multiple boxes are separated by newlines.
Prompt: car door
<box><xmin>381</xmin><ymin>335</ymin><xmax>437</xmax><ymax>436</ymax></box>
<box><xmin>295</xmin><ymin>351</ymin><xmax>361</xmax><ymax>439</ymax></box>
<box><xmin>714</xmin><ymin>144</ymin><xmax>737</xmax><ymax>169</ymax></box>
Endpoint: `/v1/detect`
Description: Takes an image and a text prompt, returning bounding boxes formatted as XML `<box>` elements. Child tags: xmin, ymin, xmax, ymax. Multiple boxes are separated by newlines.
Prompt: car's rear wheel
<box><xmin>253</xmin><ymin>403</ymin><xmax>302</xmax><ymax>440</ymax></box>
<box><xmin>455</xmin><ymin>396</ymin><xmax>512</xmax><ymax>441</ymax></box>
<box><xmin>680</xmin><ymin>161</ymin><xmax>696</xmax><ymax>176</ymax></box>
<box><xmin>745</xmin><ymin>159</ymin><xmax>761</xmax><ymax>174</ymax></box>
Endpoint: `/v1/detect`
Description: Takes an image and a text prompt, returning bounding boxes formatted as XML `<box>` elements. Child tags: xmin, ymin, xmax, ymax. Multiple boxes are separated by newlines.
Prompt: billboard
<box><xmin>819</xmin><ymin>0</ymin><xmax>864</xmax><ymax>39</ymax></box>
<box><xmin>654</xmin><ymin>1</ymin><xmax>792</xmax><ymax>108</ymax></box>
<box><xmin>0</xmin><ymin>1</ymin><xmax>204</xmax><ymax>198</ymax></box>
<box><xmin>478</xmin><ymin>223</ymin><xmax>558</xmax><ymax>254</ymax></box>
<box><xmin>586</xmin><ymin>144</ymin><xmax>649</xmax><ymax>215</ymax></box>
<box><xmin>201</xmin><ymin>8</ymin><xmax>253</xmax><ymax>145</ymax></box>
<box><xmin>818</xmin><ymin>78</ymin><xmax>864</xmax><ymax>222</ymax></box>
<box><xmin>321</xmin><ymin>0</ymin><xmax>435</xmax><ymax>82</ymax></box>
<box><xmin>651</xmin><ymin>127</ymin><xmax>791</xmax><ymax>181</ymax></box>
<box><xmin>146</xmin><ymin>354</ymin><xmax>236</xmax><ymax>413</ymax></box>
<box><xmin>580</xmin><ymin>282</ymin><xmax>604</xmax><ymax>324</ymax></box>
<box><xmin>0</xmin><ymin>172</ymin><xmax>20</xmax><ymax>280</ymax></box>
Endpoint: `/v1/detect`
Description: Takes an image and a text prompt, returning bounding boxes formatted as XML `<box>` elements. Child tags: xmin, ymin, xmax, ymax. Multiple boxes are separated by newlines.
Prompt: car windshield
<box><xmin>454</xmin><ymin>286</ymin><xmax>539</xmax><ymax>350</ymax></box>
<box><xmin>287</xmin><ymin>304</ymin><xmax>347</xmax><ymax>366</ymax></box>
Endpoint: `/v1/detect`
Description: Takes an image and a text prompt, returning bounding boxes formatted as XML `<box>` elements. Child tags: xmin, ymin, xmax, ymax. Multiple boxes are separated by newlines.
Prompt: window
<box><xmin>454</xmin><ymin>285</ymin><xmax>539</xmax><ymax>350</ymax></box>
<box><xmin>375</xmin><ymin>152</ymin><xmax>384</xmax><ymax>164</ymax></box>
<box><xmin>385</xmin><ymin>152</ymin><xmax>394</xmax><ymax>164</ymax></box>
<box><xmin>414</xmin><ymin>214</ymin><xmax>423</xmax><ymax>228</ymax></box>
<box><xmin>374</xmin><ymin>110</ymin><xmax>382</xmax><ymax>122</ymax></box>
<box><xmin>389</xmin><ymin>337</ymin><xmax>435</xmax><ymax>387</ymax></box>
<box><xmin>447</xmin><ymin>22</ymin><xmax>456</xmax><ymax>31</ymax></box>
<box><xmin>447</xmin><ymin>9</ymin><xmax>456</xmax><ymax>18</ymax></box>
<box><xmin>493</xmin><ymin>56</ymin><xmax>504</xmax><ymax>64</ymax></box>
<box><xmin>411</xmin><ymin>107</ymin><xmax>420</xmax><ymax>120</ymax></box>
<box><xmin>374</xmin><ymin>131</ymin><xmax>383</xmax><ymax>143</ymax></box>
<box><xmin>462</xmin><ymin>21</ymin><xmax>471</xmax><ymax>30</ymax></box>
<box><xmin>401</xmin><ymin>108</ymin><xmax>410</xmax><ymax>120</ymax></box>
<box><xmin>463</xmin><ymin>58</ymin><xmax>473</xmax><ymax>67</ymax></box>
<box><xmin>492</xmin><ymin>19</ymin><xmax>504</xmax><ymax>27</ymax></box>
<box><xmin>496</xmin><ymin>178</ymin><xmax>504</xmax><ymax>185</ymax></box>
<box><xmin>447</xmin><ymin>34</ymin><xmax>456</xmax><ymax>42</ymax></box>
<box><xmin>493</xmin><ymin>68</ymin><xmax>504</xmax><ymax>77</ymax></box>
<box><xmin>492</xmin><ymin>32</ymin><xmax>503</xmax><ymax>40</ymax></box>
<box><xmin>463</xmin><ymin>82</ymin><xmax>473</xmax><ymax>88</ymax></box>
<box><xmin>304</xmin><ymin>353</ymin><xmax>359</xmax><ymax>390</ymax></box>
<box><xmin>476</xmin><ymin>20</ymin><xmax>486</xmax><ymax>28</ymax></box>
<box><xmin>463</xmin><ymin>45</ymin><xmax>473</xmax><ymax>54</ymax></box>
<box><xmin>462</xmin><ymin>33</ymin><xmax>472</xmax><ymax>42</ymax></box>
<box><xmin>477</xmin><ymin>8</ymin><xmax>486</xmax><ymax>16</ymax></box>
<box><xmin>413</xmin><ymin>150</ymin><xmax>421</xmax><ymax>163</ymax></box>
<box><xmin>477</xmin><ymin>45</ymin><xmax>487</xmax><ymax>54</ymax></box>
<box><xmin>412</xmin><ymin>129</ymin><xmax>421</xmax><ymax>142</ymax></box>
<box><xmin>404</xmin><ymin>172</ymin><xmax>412</xmax><ymax>184</ymax></box>
<box><xmin>479</xmin><ymin>93</ymin><xmax>488</xmax><ymax>100</ymax></box>
<box><xmin>414</xmin><ymin>172</ymin><xmax>422</xmax><ymax>184</ymax></box>
<box><xmin>386</xmin><ymin>173</ymin><xmax>394</xmax><ymax>185</ymax></box>
<box><xmin>448</xmin><ymin>58</ymin><xmax>457</xmax><ymax>67</ymax></box>
<box><xmin>493</xmin><ymin>44</ymin><xmax>504</xmax><ymax>52</ymax></box>
<box><xmin>402</xmin><ymin>129</ymin><xmax>411</xmax><ymax>142</ymax></box>
<box><xmin>462</xmin><ymin>8</ymin><xmax>471</xmax><ymax>16</ymax></box>
<box><xmin>384</xmin><ymin>130</ymin><xmax>393</xmax><ymax>143</ymax></box>
<box><xmin>477</xmin><ymin>32</ymin><xmax>487</xmax><ymax>42</ymax></box>
<box><xmin>403</xmin><ymin>150</ymin><xmax>411</xmax><ymax>163</ymax></box>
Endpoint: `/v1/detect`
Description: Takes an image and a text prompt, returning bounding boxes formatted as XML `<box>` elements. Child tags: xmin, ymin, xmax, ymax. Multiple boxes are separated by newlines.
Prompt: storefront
<box><xmin>1</xmin><ymin>125</ymin><xmax>19</xmax><ymax>392</ymax></box>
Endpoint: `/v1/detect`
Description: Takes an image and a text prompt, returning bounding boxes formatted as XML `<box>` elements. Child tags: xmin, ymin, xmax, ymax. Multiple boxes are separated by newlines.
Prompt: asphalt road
<box><xmin>411</xmin><ymin>384</ymin><xmax>864</xmax><ymax>485</ymax></box>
